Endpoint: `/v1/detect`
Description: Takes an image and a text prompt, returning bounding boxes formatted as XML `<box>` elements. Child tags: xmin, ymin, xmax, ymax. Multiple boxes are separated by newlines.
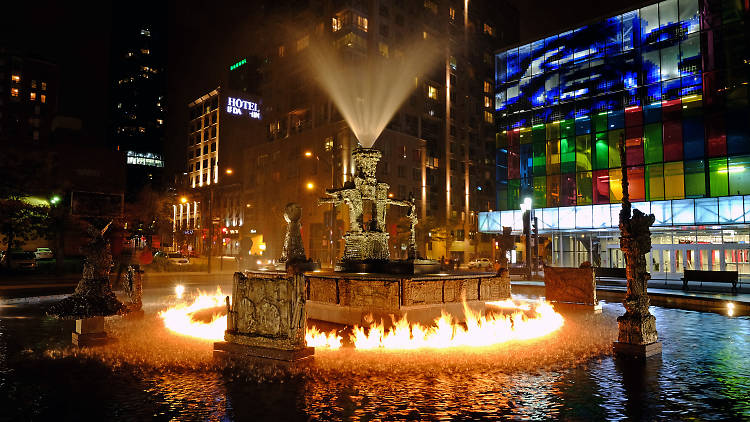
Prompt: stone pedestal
<box><xmin>214</xmin><ymin>271</ymin><xmax>313</xmax><ymax>363</ymax></box>
<box><xmin>543</xmin><ymin>266</ymin><xmax>602</xmax><ymax>312</ymax></box>
<box><xmin>72</xmin><ymin>317</ymin><xmax>108</xmax><ymax>347</ymax></box>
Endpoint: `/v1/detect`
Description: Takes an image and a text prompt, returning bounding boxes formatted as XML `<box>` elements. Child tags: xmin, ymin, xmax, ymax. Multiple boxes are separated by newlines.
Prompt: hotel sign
<box><xmin>226</xmin><ymin>97</ymin><xmax>261</xmax><ymax>119</ymax></box>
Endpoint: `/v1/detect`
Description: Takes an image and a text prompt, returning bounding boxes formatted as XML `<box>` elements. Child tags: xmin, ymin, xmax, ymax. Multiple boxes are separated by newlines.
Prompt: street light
<box><xmin>225</xmin><ymin>168</ymin><xmax>233</xmax><ymax>175</ymax></box>
<box><xmin>306</xmin><ymin>182</ymin><xmax>314</xmax><ymax>190</ymax></box>
<box><xmin>50</xmin><ymin>195</ymin><xmax>61</xmax><ymax>205</ymax></box>
<box><xmin>180</xmin><ymin>196</ymin><xmax>188</xmax><ymax>204</ymax></box>
<box><xmin>304</xmin><ymin>151</ymin><xmax>313</xmax><ymax>157</ymax></box>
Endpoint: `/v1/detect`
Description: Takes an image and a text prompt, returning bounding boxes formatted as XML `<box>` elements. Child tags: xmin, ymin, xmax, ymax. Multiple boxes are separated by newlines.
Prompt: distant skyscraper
<box><xmin>109</xmin><ymin>5</ymin><xmax>167</xmax><ymax>198</ymax></box>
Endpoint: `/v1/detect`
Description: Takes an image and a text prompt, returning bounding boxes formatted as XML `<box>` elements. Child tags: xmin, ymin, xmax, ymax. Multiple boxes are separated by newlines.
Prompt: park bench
<box><xmin>594</xmin><ymin>267</ymin><xmax>626</xmax><ymax>280</ymax></box>
<box><xmin>681</xmin><ymin>269</ymin><xmax>738</xmax><ymax>294</ymax></box>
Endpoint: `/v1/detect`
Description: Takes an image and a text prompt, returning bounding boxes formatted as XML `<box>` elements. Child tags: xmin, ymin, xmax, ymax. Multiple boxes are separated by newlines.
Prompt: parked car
<box><xmin>34</xmin><ymin>248</ymin><xmax>53</xmax><ymax>260</ymax></box>
<box><xmin>2</xmin><ymin>251</ymin><xmax>37</xmax><ymax>270</ymax></box>
<box><xmin>468</xmin><ymin>258</ymin><xmax>492</xmax><ymax>269</ymax></box>
<box><xmin>167</xmin><ymin>253</ymin><xmax>190</xmax><ymax>265</ymax></box>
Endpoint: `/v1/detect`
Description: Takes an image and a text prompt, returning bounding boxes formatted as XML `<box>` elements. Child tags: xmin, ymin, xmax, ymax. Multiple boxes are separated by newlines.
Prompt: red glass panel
<box><xmin>508</xmin><ymin>129</ymin><xmax>520</xmax><ymax>147</ymax></box>
<box><xmin>663</xmin><ymin>120</ymin><xmax>683</xmax><ymax>161</ymax></box>
<box><xmin>625</xmin><ymin>105</ymin><xmax>643</xmax><ymax>127</ymax></box>
<box><xmin>627</xmin><ymin>166</ymin><xmax>645</xmax><ymax>201</ymax></box>
<box><xmin>507</xmin><ymin>146</ymin><xmax>520</xmax><ymax>179</ymax></box>
<box><xmin>625</xmin><ymin>126</ymin><xmax>644</xmax><ymax>166</ymax></box>
<box><xmin>593</xmin><ymin>169</ymin><xmax>609</xmax><ymax>204</ymax></box>
<box><xmin>706</xmin><ymin>113</ymin><xmax>727</xmax><ymax>157</ymax></box>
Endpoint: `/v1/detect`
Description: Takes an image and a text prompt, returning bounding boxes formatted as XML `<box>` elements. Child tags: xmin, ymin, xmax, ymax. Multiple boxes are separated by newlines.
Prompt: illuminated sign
<box><xmin>230</xmin><ymin>58</ymin><xmax>247</xmax><ymax>71</ymax></box>
<box><xmin>226</xmin><ymin>97</ymin><xmax>261</xmax><ymax>119</ymax></box>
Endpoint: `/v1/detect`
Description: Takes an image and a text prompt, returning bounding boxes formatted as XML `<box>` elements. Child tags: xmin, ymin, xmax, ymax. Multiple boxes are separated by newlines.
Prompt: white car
<box><xmin>167</xmin><ymin>253</ymin><xmax>190</xmax><ymax>265</ymax></box>
<box><xmin>468</xmin><ymin>258</ymin><xmax>492</xmax><ymax>269</ymax></box>
<box><xmin>35</xmin><ymin>248</ymin><xmax>53</xmax><ymax>260</ymax></box>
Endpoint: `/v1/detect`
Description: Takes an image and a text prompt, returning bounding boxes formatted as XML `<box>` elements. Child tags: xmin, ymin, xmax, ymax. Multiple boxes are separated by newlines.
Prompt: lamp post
<box><xmin>304</xmin><ymin>142</ymin><xmax>336</xmax><ymax>269</ymax></box>
<box><xmin>520</xmin><ymin>197</ymin><xmax>533</xmax><ymax>280</ymax></box>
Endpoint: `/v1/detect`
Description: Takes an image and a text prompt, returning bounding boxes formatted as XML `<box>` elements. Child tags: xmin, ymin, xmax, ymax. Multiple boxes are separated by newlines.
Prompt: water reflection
<box><xmin>0</xmin><ymin>299</ymin><xmax>748</xmax><ymax>420</ymax></box>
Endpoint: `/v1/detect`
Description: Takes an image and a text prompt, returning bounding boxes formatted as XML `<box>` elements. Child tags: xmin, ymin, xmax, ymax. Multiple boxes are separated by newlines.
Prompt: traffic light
<box><xmin>522</xmin><ymin>210</ymin><xmax>531</xmax><ymax>236</ymax></box>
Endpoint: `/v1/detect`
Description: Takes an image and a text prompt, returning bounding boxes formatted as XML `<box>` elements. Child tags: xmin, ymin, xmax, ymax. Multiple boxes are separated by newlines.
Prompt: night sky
<box><xmin>4</xmin><ymin>0</ymin><xmax>643</xmax><ymax>176</ymax></box>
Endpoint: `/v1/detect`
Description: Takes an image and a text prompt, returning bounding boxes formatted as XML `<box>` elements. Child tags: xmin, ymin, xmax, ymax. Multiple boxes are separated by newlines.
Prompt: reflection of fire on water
<box><xmin>160</xmin><ymin>288</ymin><xmax>565</xmax><ymax>349</ymax></box>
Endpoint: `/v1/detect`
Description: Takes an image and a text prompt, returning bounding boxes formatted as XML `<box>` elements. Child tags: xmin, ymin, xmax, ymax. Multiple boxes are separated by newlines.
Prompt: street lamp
<box><xmin>180</xmin><ymin>196</ymin><xmax>188</xmax><ymax>204</ymax></box>
<box><xmin>225</xmin><ymin>168</ymin><xmax>233</xmax><ymax>175</ymax></box>
<box><xmin>306</xmin><ymin>182</ymin><xmax>314</xmax><ymax>190</ymax></box>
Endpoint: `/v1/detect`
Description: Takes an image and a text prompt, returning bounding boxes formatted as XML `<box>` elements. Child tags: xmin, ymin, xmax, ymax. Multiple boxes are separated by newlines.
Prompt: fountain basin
<box><xmin>304</xmin><ymin>270</ymin><xmax>510</xmax><ymax>326</ymax></box>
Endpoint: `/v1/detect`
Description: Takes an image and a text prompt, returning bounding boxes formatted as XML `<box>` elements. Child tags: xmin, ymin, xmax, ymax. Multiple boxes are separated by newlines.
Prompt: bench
<box><xmin>594</xmin><ymin>267</ymin><xmax>626</xmax><ymax>280</ymax></box>
<box><xmin>681</xmin><ymin>269</ymin><xmax>738</xmax><ymax>293</ymax></box>
<box><xmin>508</xmin><ymin>267</ymin><xmax>528</xmax><ymax>276</ymax></box>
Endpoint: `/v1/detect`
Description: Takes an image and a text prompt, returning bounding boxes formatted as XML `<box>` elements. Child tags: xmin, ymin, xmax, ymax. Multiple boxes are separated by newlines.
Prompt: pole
<box><xmin>207</xmin><ymin>186</ymin><xmax>213</xmax><ymax>274</ymax></box>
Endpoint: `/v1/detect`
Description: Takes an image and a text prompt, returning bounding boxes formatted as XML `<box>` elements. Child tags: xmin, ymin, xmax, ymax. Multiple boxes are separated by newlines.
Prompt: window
<box><xmin>484</xmin><ymin>111</ymin><xmax>493</xmax><ymax>124</ymax></box>
<box><xmin>11</xmin><ymin>88</ymin><xmax>19</xmax><ymax>97</ymax></box>
<box><xmin>483</xmin><ymin>23</ymin><xmax>495</xmax><ymax>36</ymax></box>
<box><xmin>424</xmin><ymin>0</ymin><xmax>437</xmax><ymax>14</ymax></box>
<box><xmin>356</xmin><ymin>15</ymin><xmax>368</xmax><ymax>32</ymax></box>
<box><xmin>41</xmin><ymin>82</ymin><xmax>47</xmax><ymax>91</ymax></box>
<box><xmin>484</xmin><ymin>96</ymin><xmax>491</xmax><ymax>108</ymax></box>
<box><xmin>278</xmin><ymin>45</ymin><xmax>285</xmax><ymax>57</ymax></box>
<box><xmin>422</xmin><ymin>31</ymin><xmax>429</xmax><ymax>39</ymax></box>
<box><xmin>449</xmin><ymin>7</ymin><xmax>455</xmax><ymax>20</ymax></box>
<box><xmin>332</xmin><ymin>17</ymin><xmax>341</xmax><ymax>32</ymax></box>
<box><xmin>378</xmin><ymin>42</ymin><xmax>389</xmax><ymax>57</ymax></box>
<box><xmin>31</xmin><ymin>80</ymin><xmax>37</xmax><ymax>89</ymax></box>
<box><xmin>380</xmin><ymin>24</ymin><xmax>389</xmax><ymax>37</ymax></box>
<box><xmin>427</xmin><ymin>85</ymin><xmax>438</xmax><ymax>100</ymax></box>
<box><xmin>296</xmin><ymin>35</ymin><xmax>309</xmax><ymax>51</ymax></box>
<box><xmin>11</xmin><ymin>74</ymin><xmax>20</xmax><ymax>83</ymax></box>
<box><xmin>29</xmin><ymin>92</ymin><xmax>36</xmax><ymax>101</ymax></box>
<box><xmin>484</xmin><ymin>81</ymin><xmax>491</xmax><ymax>93</ymax></box>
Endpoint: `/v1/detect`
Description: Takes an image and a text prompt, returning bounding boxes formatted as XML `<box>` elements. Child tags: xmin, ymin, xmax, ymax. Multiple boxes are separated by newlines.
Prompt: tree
<box><xmin>124</xmin><ymin>185</ymin><xmax>174</xmax><ymax>247</ymax></box>
<box><xmin>0</xmin><ymin>199</ymin><xmax>48</xmax><ymax>255</ymax></box>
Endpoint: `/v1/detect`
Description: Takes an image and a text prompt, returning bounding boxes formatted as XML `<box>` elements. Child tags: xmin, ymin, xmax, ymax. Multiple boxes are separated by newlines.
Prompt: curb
<box><xmin>1</xmin><ymin>294</ymin><xmax>70</xmax><ymax>305</ymax></box>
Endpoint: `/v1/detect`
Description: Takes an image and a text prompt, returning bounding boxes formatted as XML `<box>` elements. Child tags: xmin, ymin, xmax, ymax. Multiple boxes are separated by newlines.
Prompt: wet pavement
<box><xmin>0</xmin><ymin>275</ymin><xmax>749</xmax><ymax>421</ymax></box>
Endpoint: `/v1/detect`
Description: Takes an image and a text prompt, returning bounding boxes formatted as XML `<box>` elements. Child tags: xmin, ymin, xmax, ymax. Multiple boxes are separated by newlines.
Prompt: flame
<box><xmin>159</xmin><ymin>288</ymin><xmax>564</xmax><ymax>350</ymax></box>
<box><xmin>159</xmin><ymin>287</ymin><xmax>227</xmax><ymax>342</ymax></box>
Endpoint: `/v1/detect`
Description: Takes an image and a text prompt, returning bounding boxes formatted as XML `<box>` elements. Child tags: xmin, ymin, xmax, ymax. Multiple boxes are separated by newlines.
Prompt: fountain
<box><xmin>47</xmin><ymin>222</ymin><xmax>128</xmax><ymax>346</ymax></box>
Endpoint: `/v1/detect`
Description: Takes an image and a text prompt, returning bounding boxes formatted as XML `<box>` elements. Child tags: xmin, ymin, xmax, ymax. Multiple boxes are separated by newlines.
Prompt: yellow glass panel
<box><xmin>663</xmin><ymin>161</ymin><xmax>685</xmax><ymax>199</ymax></box>
<box><xmin>609</xmin><ymin>168</ymin><xmax>623</xmax><ymax>202</ymax></box>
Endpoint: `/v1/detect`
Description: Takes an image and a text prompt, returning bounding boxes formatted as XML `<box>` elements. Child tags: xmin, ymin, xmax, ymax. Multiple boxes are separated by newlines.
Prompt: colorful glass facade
<box><xmin>493</xmin><ymin>0</ymin><xmax>750</xmax><ymax>212</ymax></box>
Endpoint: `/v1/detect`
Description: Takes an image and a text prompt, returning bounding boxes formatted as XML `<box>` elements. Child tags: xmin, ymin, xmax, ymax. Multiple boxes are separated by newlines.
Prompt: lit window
<box><xmin>332</xmin><ymin>16</ymin><xmax>341</xmax><ymax>32</ymax></box>
<box><xmin>30</xmin><ymin>92</ymin><xmax>36</xmax><ymax>101</ymax></box>
<box><xmin>378</xmin><ymin>42</ymin><xmax>389</xmax><ymax>57</ymax></box>
<box><xmin>11</xmin><ymin>88</ymin><xmax>19</xmax><ymax>97</ymax></box>
<box><xmin>41</xmin><ymin>82</ymin><xmax>47</xmax><ymax>91</ymax></box>
<box><xmin>140</xmin><ymin>28</ymin><xmax>151</xmax><ymax>37</ymax></box>
<box><xmin>484</xmin><ymin>111</ymin><xmax>494</xmax><ymax>124</ymax></box>
<box><xmin>449</xmin><ymin>56</ymin><xmax>457</xmax><ymax>70</ymax></box>
<box><xmin>356</xmin><ymin>15</ymin><xmax>368</xmax><ymax>32</ymax></box>
<box><xmin>484</xmin><ymin>81</ymin><xmax>491</xmax><ymax>93</ymax></box>
<box><xmin>278</xmin><ymin>45</ymin><xmax>285</xmax><ymax>57</ymax></box>
<box><xmin>484</xmin><ymin>96</ymin><xmax>491</xmax><ymax>108</ymax></box>
<box><xmin>11</xmin><ymin>74</ymin><xmax>20</xmax><ymax>83</ymax></box>
<box><xmin>31</xmin><ymin>80</ymin><xmax>37</xmax><ymax>89</ymax></box>
<box><xmin>483</xmin><ymin>23</ymin><xmax>495</xmax><ymax>36</ymax></box>
<box><xmin>297</xmin><ymin>35</ymin><xmax>309</xmax><ymax>51</ymax></box>
<box><xmin>126</xmin><ymin>52</ymin><xmax>134</xmax><ymax>57</ymax></box>
<box><xmin>449</xmin><ymin>7</ymin><xmax>455</xmax><ymax>20</ymax></box>
<box><xmin>141</xmin><ymin>48</ymin><xmax>150</xmax><ymax>55</ymax></box>
<box><xmin>427</xmin><ymin>85</ymin><xmax>438</xmax><ymax>100</ymax></box>
<box><xmin>156</xmin><ymin>119</ymin><xmax>163</xmax><ymax>125</ymax></box>
<box><xmin>422</xmin><ymin>31</ymin><xmax>429</xmax><ymax>39</ymax></box>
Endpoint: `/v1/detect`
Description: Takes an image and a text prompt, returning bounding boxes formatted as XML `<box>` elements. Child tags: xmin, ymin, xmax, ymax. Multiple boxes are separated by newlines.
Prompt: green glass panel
<box><xmin>533</xmin><ymin>176</ymin><xmax>546</xmax><ymax>208</ymax></box>
<box><xmin>546</xmin><ymin>121</ymin><xmax>560</xmax><ymax>140</ymax></box>
<box><xmin>576</xmin><ymin>171</ymin><xmax>593</xmax><ymax>205</ymax></box>
<box><xmin>593</xmin><ymin>133</ymin><xmax>609</xmax><ymax>170</ymax></box>
<box><xmin>594</xmin><ymin>111</ymin><xmax>609</xmax><ymax>133</ymax></box>
<box><xmin>561</xmin><ymin>119</ymin><xmax>575</xmax><ymax>139</ymax></box>
<box><xmin>576</xmin><ymin>134</ymin><xmax>592</xmax><ymax>172</ymax></box>
<box><xmin>643</xmin><ymin>123</ymin><xmax>663</xmax><ymax>164</ymax></box>
<box><xmin>532</xmin><ymin>124</ymin><xmax>546</xmax><ymax>143</ymax></box>
<box><xmin>532</xmin><ymin>143</ymin><xmax>546</xmax><ymax>176</ymax></box>
<box><xmin>684</xmin><ymin>160</ymin><xmax>706</xmax><ymax>198</ymax></box>
<box><xmin>708</xmin><ymin>158</ymin><xmax>729</xmax><ymax>197</ymax></box>
<box><xmin>508</xmin><ymin>179</ymin><xmax>521</xmax><ymax>209</ymax></box>
<box><xmin>496</xmin><ymin>188</ymin><xmax>508</xmax><ymax>211</ymax></box>
<box><xmin>664</xmin><ymin>161</ymin><xmax>685</xmax><ymax>199</ymax></box>
<box><xmin>546</xmin><ymin>140</ymin><xmax>560</xmax><ymax>174</ymax></box>
<box><xmin>608</xmin><ymin>129</ymin><xmax>624</xmax><ymax>168</ymax></box>
<box><xmin>496</xmin><ymin>131</ymin><xmax>508</xmax><ymax>148</ymax></box>
<box><xmin>728</xmin><ymin>155</ymin><xmax>750</xmax><ymax>195</ymax></box>
<box><xmin>646</xmin><ymin>163</ymin><xmax>664</xmax><ymax>200</ymax></box>
<box><xmin>561</xmin><ymin>137</ymin><xmax>576</xmax><ymax>173</ymax></box>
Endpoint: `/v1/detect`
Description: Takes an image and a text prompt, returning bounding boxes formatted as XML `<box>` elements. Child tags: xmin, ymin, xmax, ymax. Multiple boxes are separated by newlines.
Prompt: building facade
<box><xmin>481</xmin><ymin>0</ymin><xmax>750</xmax><ymax>276</ymax></box>
<box><xmin>241</xmin><ymin>0</ymin><xmax>518</xmax><ymax>265</ymax></box>
<box><xmin>0</xmin><ymin>51</ymin><xmax>57</xmax><ymax>144</ymax></box>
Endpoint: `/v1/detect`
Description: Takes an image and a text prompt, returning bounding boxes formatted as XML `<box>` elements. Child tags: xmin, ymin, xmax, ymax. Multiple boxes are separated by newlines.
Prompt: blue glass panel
<box><xmin>575</xmin><ymin>205</ymin><xmax>593</xmax><ymax>228</ymax></box>
<box><xmin>662</xmin><ymin>78</ymin><xmax>681</xmax><ymax>100</ymax></box>
<box><xmin>605</xmin><ymin>15</ymin><xmax>623</xmax><ymax>56</ymax></box>
<box><xmin>719</xmin><ymin>196</ymin><xmax>744</xmax><ymax>224</ymax></box>
<box><xmin>543</xmin><ymin>35</ymin><xmax>560</xmax><ymax>72</ymax></box>
<box><xmin>559</xmin><ymin>207</ymin><xmax>575</xmax><ymax>229</ymax></box>
<box><xmin>640</xmin><ymin>4</ymin><xmax>659</xmax><ymax>44</ymax></box>
<box><xmin>744</xmin><ymin>196</ymin><xmax>750</xmax><ymax>223</ymax></box>
<box><xmin>609</xmin><ymin>110</ymin><xmax>625</xmax><ymax>130</ymax></box>
<box><xmin>513</xmin><ymin>210</ymin><xmax>524</xmax><ymax>231</ymax></box>
<box><xmin>531</xmin><ymin>40</ymin><xmax>545</xmax><ymax>76</ymax></box>
<box><xmin>642</xmin><ymin>49</ymin><xmax>661</xmax><ymax>84</ymax></box>
<box><xmin>645</xmin><ymin>84</ymin><xmax>662</xmax><ymax>104</ymax></box>
<box><xmin>644</xmin><ymin>101</ymin><xmax>661</xmax><ymax>123</ymax></box>
<box><xmin>558</xmin><ymin>31</ymin><xmax>574</xmax><ymax>66</ymax></box>
<box><xmin>679</xmin><ymin>0</ymin><xmax>700</xmax><ymax>34</ymax></box>
<box><xmin>681</xmin><ymin>74</ymin><xmax>702</xmax><ymax>97</ymax></box>
<box><xmin>520</xmin><ymin>144</ymin><xmax>533</xmax><ymax>177</ymax></box>
<box><xmin>478</xmin><ymin>212</ymin><xmax>490</xmax><ymax>232</ymax></box>
<box><xmin>610</xmin><ymin>203</ymin><xmax>623</xmax><ymax>227</ymax></box>
<box><xmin>495</xmin><ymin>52</ymin><xmax>507</xmax><ymax>84</ymax></box>
<box><xmin>545</xmin><ymin>73</ymin><xmax>559</xmax><ymax>106</ymax></box>
<box><xmin>672</xmin><ymin>199</ymin><xmax>695</xmax><ymax>225</ymax></box>
<box><xmin>695</xmin><ymin>197</ymin><xmax>719</xmax><ymax>224</ymax></box>
<box><xmin>542</xmin><ymin>207</ymin><xmax>559</xmax><ymax>230</ymax></box>
<box><xmin>622</xmin><ymin>10</ymin><xmax>639</xmax><ymax>50</ymax></box>
<box><xmin>651</xmin><ymin>200</ymin><xmax>673</xmax><ymax>226</ymax></box>
<box><xmin>495</xmin><ymin>89</ymin><xmax>506</xmax><ymax>111</ymax></box>
<box><xmin>575</xmin><ymin>115</ymin><xmax>591</xmax><ymax>134</ymax></box>
<box><xmin>727</xmin><ymin>109</ymin><xmax>750</xmax><ymax>154</ymax></box>
<box><xmin>501</xmin><ymin>210</ymin><xmax>515</xmax><ymax>229</ymax></box>
<box><xmin>683</xmin><ymin>116</ymin><xmax>705</xmax><ymax>159</ymax></box>
<box><xmin>633</xmin><ymin>201</ymin><xmax>651</xmax><ymax>215</ymax></box>
<box><xmin>507</xmin><ymin>48</ymin><xmax>520</xmax><ymax>81</ymax></box>
<box><xmin>518</xmin><ymin>44</ymin><xmax>531</xmax><ymax>79</ymax></box>
<box><xmin>592</xmin><ymin>204</ymin><xmax>611</xmax><ymax>227</ymax></box>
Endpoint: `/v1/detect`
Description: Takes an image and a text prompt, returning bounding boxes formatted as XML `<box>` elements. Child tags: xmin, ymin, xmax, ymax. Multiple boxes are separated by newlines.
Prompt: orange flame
<box><xmin>159</xmin><ymin>289</ymin><xmax>564</xmax><ymax>350</ymax></box>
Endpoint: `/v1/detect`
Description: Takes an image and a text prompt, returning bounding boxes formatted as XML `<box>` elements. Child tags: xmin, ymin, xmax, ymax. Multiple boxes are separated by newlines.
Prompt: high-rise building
<box><xmin>0</xmin><ymin>50</ymin><xmax>58</xmax><ymax>144</ymax></box>
<box><xmin>481</xmin><ymin>0</ymin><xmax>750</xmax><ymax>276</ymax></box>
<box><xmin>110</xmin><ymin>6</ymin><xmax>167</xmax><ymax>198</ymax></box>
<box><xmin>240</xmin><ymin>0</ymin><xmax>518</xmax><ymax>264</ymax></box>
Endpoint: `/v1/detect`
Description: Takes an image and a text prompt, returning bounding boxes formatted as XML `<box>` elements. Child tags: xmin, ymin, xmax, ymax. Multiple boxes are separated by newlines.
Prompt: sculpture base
<box><xmin>551</xmin><ymin>301</ymin><xmax>603</xmax><ymax>313</ymax></box>
<box><xmin>337</xmin><ymin>259</ymin><xmax>441</xmax><ymax>275</ymax></box>
<box><xmin>612</xmin><ymin>341</ymin><xmax>662</xmax><ymax>358</ymax></box>
<box><xmin>72</xmin><ymin>317</ymin><xmax>109</xmax><ymax>347</ymax></box>
<box><xmin>213</xmin><ymin>341</ymin><xmax>314</xmax><ymax>362</ymax></box>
